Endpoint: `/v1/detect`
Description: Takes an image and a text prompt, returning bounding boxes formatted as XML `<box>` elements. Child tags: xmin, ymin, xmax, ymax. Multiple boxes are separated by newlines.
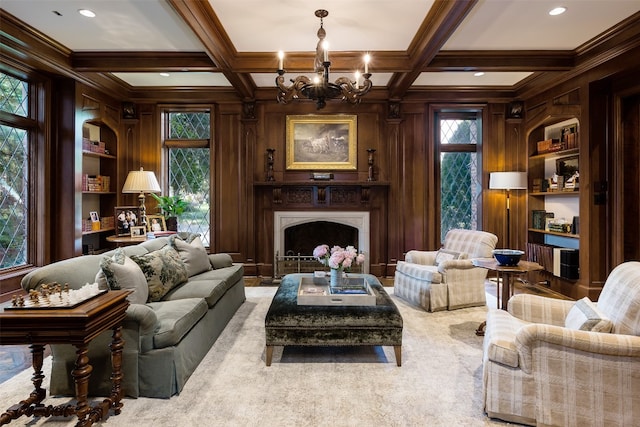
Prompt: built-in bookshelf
<box><xmin>81</xmin><ymin>122</ymin><xmax>117</xmax><ymax>254</ymax></box>
<box><xmin>527</xmin><ymin>117</ymin><xmax>580</xmax><ymax>285</ymax></box>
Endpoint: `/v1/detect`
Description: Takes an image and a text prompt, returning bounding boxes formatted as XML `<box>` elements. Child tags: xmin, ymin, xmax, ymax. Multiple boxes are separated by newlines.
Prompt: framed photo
<box><xmin>286</xmin><ymin>115</ymin><xmax>357</xmax><ymax>170</ymax></box>
<box><xmin>556</xmin><ymin>155</ymin><xmax>579</xmax><ymax>178</ymax></box>
<box><xmin>130</xmin><ymin>225</ymin><xmax>146</xmax><ymax>237</ymax></box>
<box><xmin>89</xmin><ymin>211</ymin><xmax>100</xmax><ymax>223</ymax></box>
<box><xmin>147</xmin><ymin>215</ymin><xmax>167</xmax><ymax>232</ymax></box>
<box><xmin>114</xmin><ymin>206</ymin><xmax>141</xmax><ymax>236</ymax></box>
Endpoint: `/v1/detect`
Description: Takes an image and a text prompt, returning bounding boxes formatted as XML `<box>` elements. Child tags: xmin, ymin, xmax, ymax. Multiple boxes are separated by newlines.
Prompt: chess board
<box><xmin>6</xmin><ymin>283</ymin><xmax>107</xmax><ymax>310</ymax></box>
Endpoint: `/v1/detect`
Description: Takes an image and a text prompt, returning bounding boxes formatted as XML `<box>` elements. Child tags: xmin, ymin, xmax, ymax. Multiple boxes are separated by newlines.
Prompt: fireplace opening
<box><xmin>284</xmin><ymin>221</ymin><xmax>359</xmax><ymax>256</ymax></box>
<box><xmin>274</xmin><ymin>211</ymin><xmax>370</xmax><ymax>277</ymax></box>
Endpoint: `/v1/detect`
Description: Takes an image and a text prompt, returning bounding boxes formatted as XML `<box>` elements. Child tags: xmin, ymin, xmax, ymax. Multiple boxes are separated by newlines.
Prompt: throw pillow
<box><xmin>131</xmin><ymin>246</ymin><xmax>188</xmax><ymax>302</ymax></box>
<box><xmin>168</xmin><ymin>233</ymin><xmax>211</xmax><ymax>277</ymax></box>
<box><xmin>565</xmin><ymin>297</ymin><xmax>614</xmax><ymax>333</ymax></box>
<box><xmin>435</xmin><ymin>249</ymin><xmax>463</xmax><ymax>266</ymax></box>
<box><xmin>95</xmin><ymin>248</ymin><xmax>148</xmax><ymax>304</ymax></box>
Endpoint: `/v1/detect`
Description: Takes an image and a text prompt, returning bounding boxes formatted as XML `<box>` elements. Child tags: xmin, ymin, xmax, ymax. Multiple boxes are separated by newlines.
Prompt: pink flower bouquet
<box><xmin>313</xmin><ymin>244</ymin><xmax>365</xmax><ymax>271</ymax></box>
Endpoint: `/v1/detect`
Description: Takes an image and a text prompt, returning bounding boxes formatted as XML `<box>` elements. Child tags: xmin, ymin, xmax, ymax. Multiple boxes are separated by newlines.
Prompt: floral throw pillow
<box><xmin>95</xmin><ymin>248</ymin><xmax>148</xmax><ymax>304</ymax></box>
<box><xmin>168</xmin><ymin>233</ymin><xmax>211</xmax><ymax>277</ymax></box>
<box><xmin>131</xmin><ymin>246</ymin><xmax>188</xmax><ymax>302</ymax></box>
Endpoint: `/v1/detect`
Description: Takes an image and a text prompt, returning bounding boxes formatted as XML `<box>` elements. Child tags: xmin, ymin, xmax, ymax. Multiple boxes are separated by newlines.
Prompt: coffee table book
<box><xmin>297</xmin><ymin>276</ymin><xmax>376</xmax><ymax>306</ymax></box>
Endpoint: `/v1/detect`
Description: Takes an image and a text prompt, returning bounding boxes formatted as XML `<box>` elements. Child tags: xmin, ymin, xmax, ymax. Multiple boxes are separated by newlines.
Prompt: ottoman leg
<box><xmin>265</xmin><ymin>345</ymin><xmax>273</xmax><ymax>366</ymax></box>
<box><xmin>394</xmin><ymin>345</ymin><xmax>402</xmax><ymax>367</ymax></box>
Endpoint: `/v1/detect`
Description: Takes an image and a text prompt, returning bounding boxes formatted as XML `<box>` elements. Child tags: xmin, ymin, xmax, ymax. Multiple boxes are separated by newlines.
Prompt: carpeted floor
<box><xmin>0</xmin><ymin>287</ymin><xmax>513</xmax><ymax>426</ymax></box>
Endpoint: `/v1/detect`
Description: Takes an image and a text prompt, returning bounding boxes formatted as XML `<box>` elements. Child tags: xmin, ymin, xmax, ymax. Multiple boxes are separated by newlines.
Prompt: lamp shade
<box><xmin>122</xmin><ymin>167</ymin><xmax>161</xmax><ymax>193</ymax></box>
<box><xmin>489</xmin><ymin>172</ymin><xmax>527</xmax><ymax>190</ymax></box>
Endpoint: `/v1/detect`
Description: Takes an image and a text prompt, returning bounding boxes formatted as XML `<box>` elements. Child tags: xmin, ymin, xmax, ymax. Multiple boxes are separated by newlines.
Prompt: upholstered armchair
<box><xmin>393</xmin><ymin>229</ymin><xmax>498</xmax><ymax>311</ymax></box>
<box><xmin>482</xmin><ymin>261</ymin><xmax>640</xmax><ymax>426</ymax></box>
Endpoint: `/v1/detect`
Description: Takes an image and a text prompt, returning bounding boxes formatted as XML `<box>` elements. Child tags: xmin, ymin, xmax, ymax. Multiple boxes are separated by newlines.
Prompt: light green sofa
<box><xmin>20</xmin><ymin>235</ymin><xmax>245</xmax><ymax>399</ymax></box>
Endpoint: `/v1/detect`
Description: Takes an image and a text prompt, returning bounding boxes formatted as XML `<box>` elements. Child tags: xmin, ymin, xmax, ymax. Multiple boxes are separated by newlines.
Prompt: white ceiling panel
<box><xmin>413</xmin><ymin>72</ymin><xmax>534</xmax><ymax>86</ymax></box>
<box><xmin>443</xmin><ymin>0</ymin><xmax>640</xmax><ymax>50</ymax></box>
<box><xmin>1</xmin><ymin>0</ymin><xmax>205</xmax><ymax>51</ymax></box>
<box><xmin>112</xmin><ymin>72</ymin><xmax>231</xmax><ymax>87</ymax></box>
<box><xmin>209</xmin><ymin>0</ymin><xmax>435</xmax><ymax>52</ymax></box>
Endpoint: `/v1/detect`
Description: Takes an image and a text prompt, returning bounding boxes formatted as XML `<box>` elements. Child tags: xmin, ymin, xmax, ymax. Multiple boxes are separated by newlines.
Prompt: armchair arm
<box><xmin>405</xmin><ymin>250</ymin><xmax>437</xmax><ymax>266</ymax></box>
<box><xmin>437</xmin><ymin>259</ymin><xmax>475</xmax><ymax>273</ymax></box>
<box><xmin>508</xmin><ymin>294</ymin><xmax>574</xmax><ymax>326</ymax></box>
<box><xmin>515</xmin><ymin>323</ymin><xmax>640</xmax><ymax>374</ymax></box>
<box><xmin>125</xmin><ymin>303</ymin><xmax>158</xmax><ymax>335</ymax></box>
<box><xmin>208</xmin><ymin>253</ymin><xmax>233</xmax><ymax>269</ymax></box>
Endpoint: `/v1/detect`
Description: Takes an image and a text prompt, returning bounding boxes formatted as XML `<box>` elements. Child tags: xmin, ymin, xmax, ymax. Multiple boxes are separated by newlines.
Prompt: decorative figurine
<box><xmin>266</xmin><ymin>148</ymin><xmax>275</xmax><ymax>181</ymax></box>
<box><xmin>367</xmin><ymin>148</ymin><xmax>376</xmax><ymax>181</ymax></box>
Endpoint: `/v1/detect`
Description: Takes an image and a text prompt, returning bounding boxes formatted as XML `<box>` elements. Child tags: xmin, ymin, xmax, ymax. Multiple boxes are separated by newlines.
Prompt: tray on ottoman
<box><xmin>297</xmin><ymin>276</ymin><xmax>376</xmax><ymax>306</ymax></box>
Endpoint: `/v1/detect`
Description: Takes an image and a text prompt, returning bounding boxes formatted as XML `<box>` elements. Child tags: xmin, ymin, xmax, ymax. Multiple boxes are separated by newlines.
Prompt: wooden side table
<box><xmin>0</xmin><ymin>290</ymin><xmax>130</xmax><ymax>426</ymax></box>
<box><xmin>106</xmin><ymin>235</ymin><xmax>147</xmax><ymax>247</ymax></box>
<box><xmin>472</xmin><ymin>258</ymin><xmax>543</xmax><ymax>310</ymax></box>
<box><xmin>472</xmin><ymin>258</ymin><xmax>543</xmax><ymax>336</ymax></box>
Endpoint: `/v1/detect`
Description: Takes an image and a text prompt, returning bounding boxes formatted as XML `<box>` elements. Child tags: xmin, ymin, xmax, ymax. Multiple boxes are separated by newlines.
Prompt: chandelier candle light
<box><xmin>276</xmin><ymin>9</ymin><xmax>372</xmax><ymax>110</ymax></box>
<box><xmin>313</xmin><ymin>244</ymin><xmax>366</xmax><ymax>287</ymax></box>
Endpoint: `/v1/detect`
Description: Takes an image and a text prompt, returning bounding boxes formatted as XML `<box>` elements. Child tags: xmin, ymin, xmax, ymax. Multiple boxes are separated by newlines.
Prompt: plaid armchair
<box><xmin>482</xmin><ymin>261</ymin><xmax>640</xmax><ymax>426</ymax></box>
<box><xmin>393</xmin><ymin>229</ymin><xmax>498</xmax><ymax>311</ymax></box>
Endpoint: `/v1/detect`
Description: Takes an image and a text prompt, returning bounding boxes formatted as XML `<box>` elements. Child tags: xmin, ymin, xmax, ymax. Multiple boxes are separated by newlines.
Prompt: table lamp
<box><xmin>122</xmin><ymin>167</ymin><xmax>161</xmax><ymax>227</ymax></box>
<box><xmin>489</xmin><ymin>171</ymin><xmax>527</xmax><ymax>248</ymax></box>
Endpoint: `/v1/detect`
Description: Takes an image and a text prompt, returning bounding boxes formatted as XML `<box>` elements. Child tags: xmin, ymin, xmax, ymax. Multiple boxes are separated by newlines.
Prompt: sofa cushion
<box><xmin>190</xmin><ymin>263</ymin><xmax>244</xmax><ymax>287</ymax></box>
<box><xmin>168</xmin><ymin>234</ymin><xmax>211</xmax><ymax>277</ymax></box>
<box><xmin>435</xmin><ymin>249</ymin><xmax>464</xmax><ymax>266</ymax></box>
<box><xmin>484</xmin><ymin>309</ymin><xmax>528</xmax><ymax>368</ymax></box>
<box><xmin>146</xmin><ymin>298</ymin><xmax>208</xmax><ymax>349</ymax></box>
<box><xmin>208</xmin><ymin>253</ymin><xmax>234</xmax><ymax>269</ymax></box>
<box><xmin>131</xmin><ymin>246</ymin><xmax>188</xmax><ymax>302</ymax></box>
<box><xmin>95</xmin><ymin>248</ymin><xmax>148</xmax><ymax>304</ymax></box>
<box><xmin>163</xmin><ymin>279</ymin><xmax>230</xmax><ymax>308</ymax></box>
<box><xmin>565</xmin><ymin>297</ymin><xmax>614</xmax><ymax>333</ymax></box>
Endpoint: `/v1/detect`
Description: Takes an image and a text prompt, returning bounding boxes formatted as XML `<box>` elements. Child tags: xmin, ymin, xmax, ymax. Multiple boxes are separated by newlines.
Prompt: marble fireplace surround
<box><xmin>274</xmin><ymin>211</ymin><xmax>370</xmax><ymax>273</ymax></box>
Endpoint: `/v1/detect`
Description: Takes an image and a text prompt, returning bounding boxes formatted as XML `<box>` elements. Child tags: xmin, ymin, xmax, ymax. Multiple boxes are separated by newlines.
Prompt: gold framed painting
<box><xmin>286</xmin><ymin>115</ymin><xmax>357</xmax><ymax>170</ymax></box>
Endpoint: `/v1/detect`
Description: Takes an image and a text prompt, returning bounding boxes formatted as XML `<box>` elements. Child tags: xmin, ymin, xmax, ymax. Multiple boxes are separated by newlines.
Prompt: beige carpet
<box><xmin>0</xmin><ymin>288</ymin><xmax>511</xmax><ymax>426</ymax></box>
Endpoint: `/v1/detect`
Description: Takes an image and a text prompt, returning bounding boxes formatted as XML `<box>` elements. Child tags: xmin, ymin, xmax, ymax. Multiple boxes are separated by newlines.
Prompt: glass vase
<box><xmin>329</xmin><ymin>268</ymin><xmax>342</xmax><ymax>287</ymax></box>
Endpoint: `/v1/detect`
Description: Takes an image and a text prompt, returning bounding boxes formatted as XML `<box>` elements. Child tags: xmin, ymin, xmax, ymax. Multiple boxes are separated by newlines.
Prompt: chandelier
<box><xmin>276</xmin><ymin>9</ymin><xmax>372</xmax><ymax>110</ymax></box>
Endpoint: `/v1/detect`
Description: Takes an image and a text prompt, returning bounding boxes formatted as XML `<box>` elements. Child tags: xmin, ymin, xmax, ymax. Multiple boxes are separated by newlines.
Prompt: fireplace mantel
<box><xmin>254</xmin><ymin>181</ymin><xmax>389</xmax><ymax>205</ymax></box>
<box><xmin>253</xmin><ymin>181</ymin><xmax>389</xmax><ymax>278</ymax></box>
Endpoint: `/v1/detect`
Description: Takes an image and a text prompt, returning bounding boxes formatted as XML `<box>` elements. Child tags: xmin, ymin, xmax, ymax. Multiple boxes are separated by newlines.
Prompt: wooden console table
<box><xmin>0</xmin><ymin>290</ymin><xmax>130</xmax><ymax>426</ymax></box>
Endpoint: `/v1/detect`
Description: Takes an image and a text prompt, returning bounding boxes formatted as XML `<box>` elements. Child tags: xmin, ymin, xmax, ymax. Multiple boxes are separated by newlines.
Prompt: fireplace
<box><xmin>274</xmin><ymin>211</ymin><xmax>370</xmax><ymax>274</ymax></box>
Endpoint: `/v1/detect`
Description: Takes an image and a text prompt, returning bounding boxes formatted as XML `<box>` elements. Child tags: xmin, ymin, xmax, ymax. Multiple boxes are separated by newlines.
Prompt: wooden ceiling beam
<box><xmin>167</xmin><ymin>0</ymin><xmax>255</xmax><ymax>100</ymax></box>
<box><xmin>387</xmin><ymin>0</ymin><xmax>478</xmax><ymax>100</ymax></box>
<box><xmin>71</xmin><ymin>52</ymin><xmax>216</xmax><ymax>72</ymax></box>
<box><xmin>427</xmin><ymin>50</ymin><xmax>575</xmax><ymax>71</ymax></box>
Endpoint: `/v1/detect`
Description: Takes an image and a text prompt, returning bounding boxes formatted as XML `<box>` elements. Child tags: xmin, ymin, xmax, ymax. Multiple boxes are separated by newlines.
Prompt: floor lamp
<box><xmin>122</xmin><ymin>167</ymin><xmax>161</xmax><ymax>227</ymax></box>
<box><xmin>489</xmin><ymin>172</ymin><xmax>527</xmax><ymax>248</ymax></box>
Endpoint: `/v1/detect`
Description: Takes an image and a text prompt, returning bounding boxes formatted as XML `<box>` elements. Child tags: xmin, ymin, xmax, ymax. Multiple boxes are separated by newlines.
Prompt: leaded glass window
<box><xmin>164</xmin><ymin>111</ymin><xmax>211</xmax><ymax>246</ymax></box>
<box><xmin>438</xmin><ymin>113</ymin><xmax>481</xmax><ymax>242</ymax></box>
<box><xmin>0</xmin><ymin>72</ymin><xmax>30</xmax><ymax>270</ymax></box>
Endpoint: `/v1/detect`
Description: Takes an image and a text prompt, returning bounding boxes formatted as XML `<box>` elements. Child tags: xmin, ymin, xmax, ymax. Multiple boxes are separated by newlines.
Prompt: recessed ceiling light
<box><xmin>549</xmin><ymin>7</ymin><xmax>567</xmax><ymax>16</ymax></box>
<box><xmin>159</xmin><ymin>72</ymin><xmax>170</xmax><ymax>77</ymax></box>
<box><xmin>78</xmin><ymin>9</ymin><xmax>96</xmax><ymax>18</ymax></box>
<box><xmin>474</xmin><ymin>72</ymin><xmax>485</xmax><ymax>77</ymax></box>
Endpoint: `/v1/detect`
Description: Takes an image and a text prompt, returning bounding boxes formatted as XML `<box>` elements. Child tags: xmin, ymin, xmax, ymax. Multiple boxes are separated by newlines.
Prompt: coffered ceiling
<box><xmin>2</xmin><ymin>0</ymin><xmax>640</xmax><ymax>101</ymax></box>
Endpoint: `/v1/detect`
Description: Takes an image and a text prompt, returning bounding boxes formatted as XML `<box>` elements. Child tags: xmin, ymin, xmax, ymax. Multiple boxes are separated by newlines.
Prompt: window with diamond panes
<box><xmin>166</xmin><ymin>111</ymin><xmax>211</xmax><ymax>246</ymax></box>
<box><xmin>439</xmin><ymin>115</ymin><xmax>481</xmax><ymax>242</ymax></box>
<box><xmin>0</xmin><ymin>72</ymin><xmax>30</xmax><ymax>270</ymax></box>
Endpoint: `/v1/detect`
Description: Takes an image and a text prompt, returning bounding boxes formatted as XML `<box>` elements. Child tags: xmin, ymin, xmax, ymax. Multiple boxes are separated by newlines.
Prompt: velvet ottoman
<box><xmin>265</xmin><ymin>273</ymin><xmax>403</xmax><ymax>366</ymax></box>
